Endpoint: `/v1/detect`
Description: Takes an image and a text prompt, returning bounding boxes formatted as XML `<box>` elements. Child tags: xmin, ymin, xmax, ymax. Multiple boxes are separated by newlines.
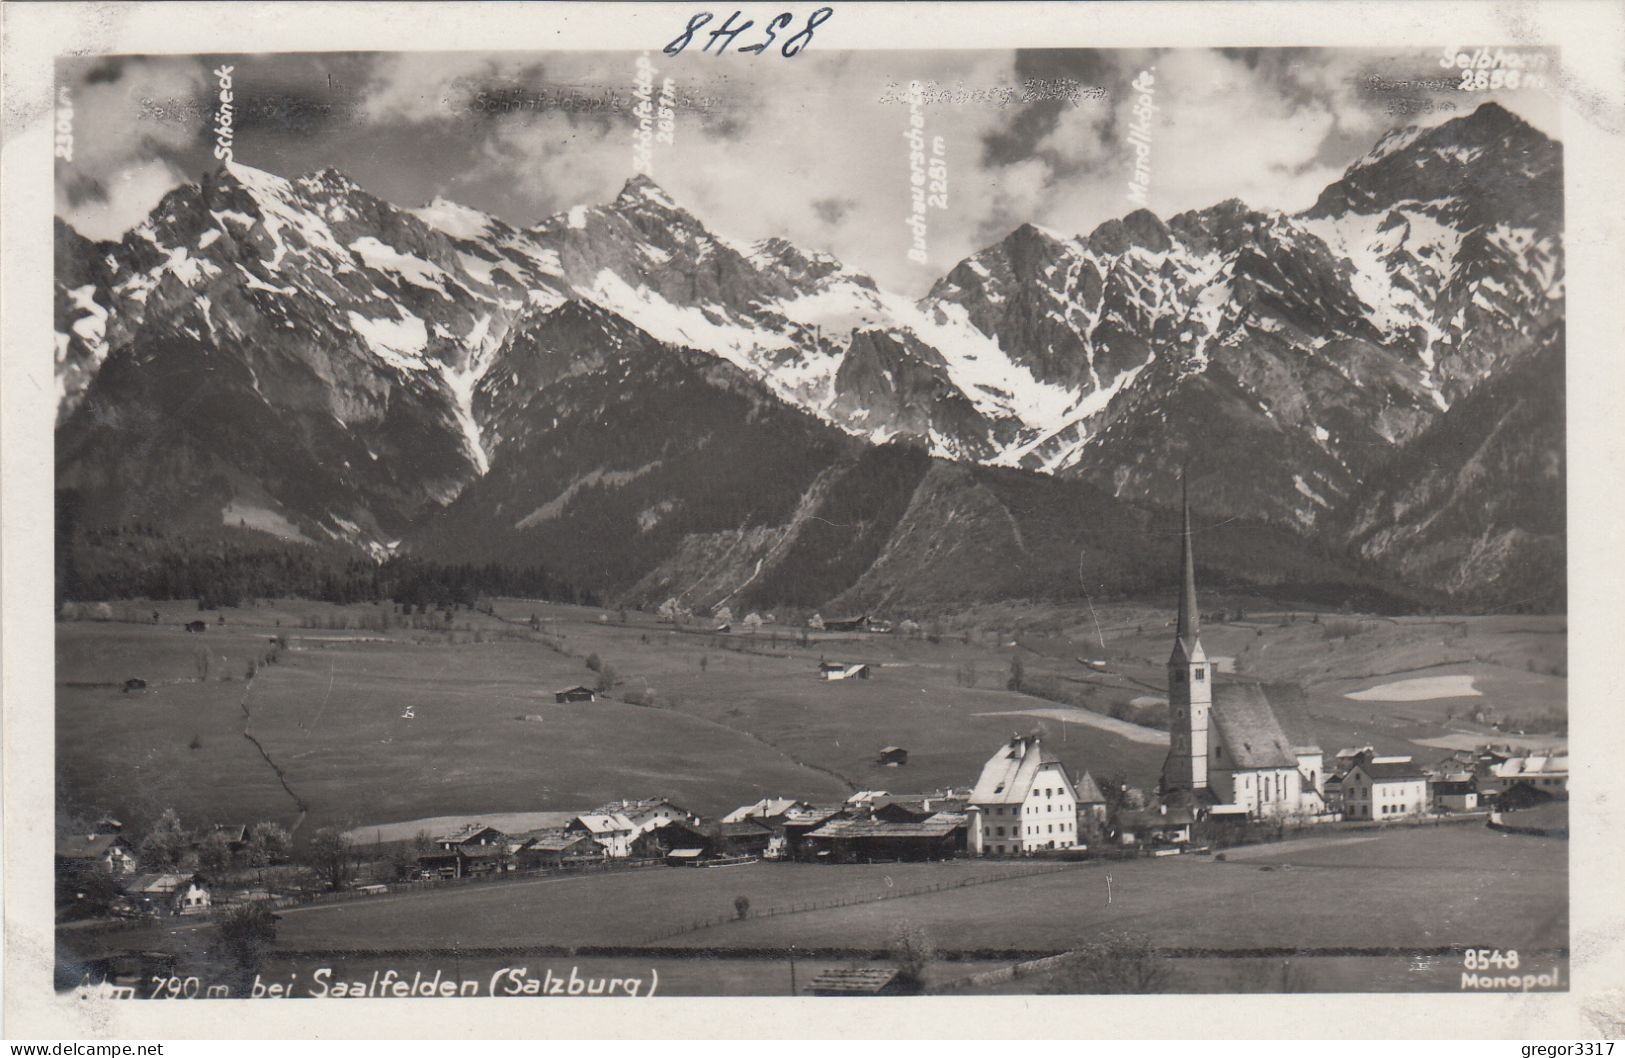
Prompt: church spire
<box><xmin>1174</xmin><ymin>470</ymin><xmax>1201</xmax><ymax>658</ymax></box>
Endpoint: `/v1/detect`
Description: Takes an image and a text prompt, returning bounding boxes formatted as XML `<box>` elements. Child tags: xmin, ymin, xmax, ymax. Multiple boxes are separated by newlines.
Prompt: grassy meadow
<box><xmin>57</xmin><ymin>596</ymin><xmax>1565</xmax><ymax>841</ymax></box>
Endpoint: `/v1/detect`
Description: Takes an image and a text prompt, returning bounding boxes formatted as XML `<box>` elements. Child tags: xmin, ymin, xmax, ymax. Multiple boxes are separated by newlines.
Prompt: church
<box><xmin>1159</xmin><ymin>482</ymin><xmax>1327</xmax><ymax>821</ymax></box>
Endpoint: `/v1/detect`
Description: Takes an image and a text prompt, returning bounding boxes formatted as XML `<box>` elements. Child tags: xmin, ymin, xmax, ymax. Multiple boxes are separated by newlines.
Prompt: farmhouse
<box><xmin>1342</xmin><ymin>752</ymin><xmax>1429</xmax><ymax>820</ymax></box>
<box><xmin>567</xmin><ymin>813</ymin><xmax>636</xmax><ymax>857</ymax></box>
<box><xmin>433</xmin><ymin>824</ymin><xmax>508</xmax><ymax>851</ymax></box>
<box><xmin>554</xmin><ymin>685</ymin><xmax>596</xmax><ymax>704</ymax></box>
<box><xmin>968</xmin><ymin>734</ymin><xmax>1081</xmax><ymax>855</ymax></box>
<box><xmin>818</xmin><ymin>661</ymin><xmax>871</xmax><ymax>681</ymax></box>
<box><xmin>877</xmin><ymin>746</ymin><xmax>909</xmax><ymax>766</ymax></box>
<box><xmin>821</xmin><ymin>615</ymin><xmax>872</xmax><ymax>633</ymax></box>
<box><xmin>805</xmin><ymin>812</ymin><xmax>969</xmax><ymax>862</ymax></box>
<box><xmin>594</xmin><ymin>798</ymin><xmax>696</xmax><ymax>830</ymax></box>
<box><xmin>1487</xmin><ymin>753</ymin><xmax>1568</xmax><ymax>796</ymax></box>
<box><xmin>1116</xmin><ymin>805</ymin><xmax>1195</xmax><ymax>846</ymax></box>
<box><xmin>126</xmin><ymin>874</ymin><xmax>211</xmax><ymax>916</ymax></box>
<box><xmin>56</xmin><ymin>832</ymin><xmax>138</xmax><ymax>877</ymax></box>
<box><xmin>1159</xmin><ymin>481</ymin><xmax>1326</xmax><ymax>820</ymax></box>
<box><xmin>723</xmin><ymin>798</ymin><xmax>805</xmax><ymax>825</ymax></box>
<box><xmin>511</xmin><ymin>830</ymin><xmax>600</xmax><ymax>868</ymax></box>
<box><xmin>719</xmin><ymin>818</ymin><xmax>777</xmax><ymax>856</ymax></box>
<box><xmin>1432</xmin><ymin>774</ymin><xmax>1480</xmax><ymax>812</ymax></box>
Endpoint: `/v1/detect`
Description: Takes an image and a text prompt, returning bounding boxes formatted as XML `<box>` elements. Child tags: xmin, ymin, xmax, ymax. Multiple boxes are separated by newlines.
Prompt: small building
<box><xmin>208</xmin><ymin>824</ymin><xmax>250</xmax><ymax>853</ymax></box>
<box><xmin>718</xmin><ymin>818</ymin><xmax>776</xmax><ymax>856</ymax></box>
<box><xmin>806</xmin><ymin>968</ymin><xmax>903</xmax><ymax>996</ymax></box>
<box><xmin>818</xmin><ymin>661</ymin><xmax>871</xmax><ymax>681</ymax></box>
<box><xmin>1116</xmin><ymin>805</ymin><xmax>1195</xmax><ymax>846</ymax></box>
<box><xmin>1432</xmin><ymin>775</ymin><xmax>1480</xmax><ymax>812</ymax></box>
<box><xmin>821</xmin><ymin>615</ymin><xmax>872</xmax><ymax>633</ymax></box>
<box><xmin>567</xmin><ymin>813</ymin><xmax>636</xmax><ymax>858</ymax></box>
<box><xmin>1487</xmin><ymin>754</ymin><xmax>1569</xmax><ymax>796</ymax></box>
<box><xmin>877</xmin><ymin>746</ymin><xmax>909</xmax><ymax>767</ymax></box>
<box><xmin>184</xmin><ymin>620</ymin><xmax>207</xmax><ymax>634</ymax></box>
<box><xmin>122</xmin><ymin>678</ymin><xmax>147</xmax><ymax>693</ymax></box>
<box><xmin>1342</xmin><ymin>754</ymin><xmax>1429</xmax><ymax>820</ymax></box>
<box><xmin>512</xmin><ymin>830</ymin><xmax>601</xmax><ymax>868</ymax></box>
<box><xmin>554</xmin><ymin>685</ymin><xmax>596</xmax><ymax>704</ymax></box>
<box><xmin>126</xmin><ymin>874</ymin><xmax>211</xmax><ymax>916</ymax></box>
<box><xmin>57</xmin><ymin>833</ymin><xmax>138</xmax><ymax>877</ymax></box>
<box><xmin>1073</xmin><ymin>771</ymin><xmax>1109</xmax><ymax>846</ymax></box>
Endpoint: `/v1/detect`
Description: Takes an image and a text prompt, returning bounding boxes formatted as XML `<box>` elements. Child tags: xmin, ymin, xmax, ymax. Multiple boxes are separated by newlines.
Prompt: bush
<box><xmin>889</xmin><ymin>921</ymin><xmax>936</xmax><ymax>993</ymax></box>
<box><xmin>733</xmin><ymin>895</ymin><xmax>751</xmax><ymax>920</ymax></box>
<box><xmin>1044</xmin><ymin>931</ymin><xmax>1171</xmax><ymax>994</ymax></box>
<box><xmin>585</xmin><ymin>653</ymin><xmax>603</xmax><ymax>673</ymax></box>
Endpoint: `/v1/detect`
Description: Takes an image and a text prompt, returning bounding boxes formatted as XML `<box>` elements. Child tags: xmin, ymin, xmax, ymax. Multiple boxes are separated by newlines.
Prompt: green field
<box><xmin>56</xmin><ymin>598</ymin><xmax>1566</xmax><ymax>840</ymax></box>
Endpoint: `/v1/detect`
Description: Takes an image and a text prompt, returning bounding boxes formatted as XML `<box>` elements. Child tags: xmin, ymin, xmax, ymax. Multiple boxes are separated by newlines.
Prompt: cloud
<box><xmin>56</xmin><ymin>57</ymin><xmax>207</xmax><ymax>239</ymax></box>
<box><xmin>60</xmin><ymin>160</ymin><xmax>191</xmax><ymax>241</ymax></box>
<box><xmin>812</xmin><ymin>197</ymin><xmax>856</xmax><ymax>226</ymax></box>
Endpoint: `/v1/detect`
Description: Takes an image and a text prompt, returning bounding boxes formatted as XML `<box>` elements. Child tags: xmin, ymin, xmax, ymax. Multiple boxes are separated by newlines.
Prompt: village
<box><xmin>55</xmin><ymin>492</ymin><xmax>1569</xmax><ymax>934</ymax></box>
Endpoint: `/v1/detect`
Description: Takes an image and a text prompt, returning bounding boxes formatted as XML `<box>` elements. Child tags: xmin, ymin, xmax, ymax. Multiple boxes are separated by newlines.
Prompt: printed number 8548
<box><xmin>1463</xmin><ymin>948</ymin><xmax>1519</xmax><ymax>970</ymax></box>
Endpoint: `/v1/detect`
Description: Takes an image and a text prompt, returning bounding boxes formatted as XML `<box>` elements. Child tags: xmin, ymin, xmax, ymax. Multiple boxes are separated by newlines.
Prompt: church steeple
<box><xmin>1171</xmin><ymin>470</ymin><xmax>1203</xmax><ymax>665</ymax></box>
<box><xmin>1163</xmin><ymin>469</ymin><xmax>1210</xmax><ymax>794</ymax></box>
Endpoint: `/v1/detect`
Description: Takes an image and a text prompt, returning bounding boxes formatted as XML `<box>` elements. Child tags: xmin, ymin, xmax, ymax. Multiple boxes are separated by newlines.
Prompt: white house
<box><xmin>968</xmin><ymin>735</ymin><xmax>1080</xmax><ymax>855</ymax></box>
<box><xmin>1489</xmin><ymin>754</ymin><xmax>1569</xmax><ymax>794</ymax></box>
<box><xmin>1342</xmin><ymin>755</ymin><xmax>1429</xmax><ymax>820</ymax></box>
<box><xmin>567</xmin><ymin>813</ymin><xmax>636</xmax><ymax>858</ymax></box>
<box><xmin>722</xmin><ymin>798</ymin><xmax>805</xmax><ymax>824</ymax></box>
<box><xmin>128</xmin><ymin>874</ymin><xmax>211</xmax><ymax>916</ymax></box>
<box><xmin>818</xmin><ymin>661</ymin><xmax>871</xmax><ymax>681</ymax></box>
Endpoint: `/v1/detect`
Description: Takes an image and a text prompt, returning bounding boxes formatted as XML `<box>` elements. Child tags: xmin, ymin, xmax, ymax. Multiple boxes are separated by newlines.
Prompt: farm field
<box><xmin>658</xmin><ymin>825</ymin><xmax>1566</xmax><ymax>954</ymax></box>
<box><xmin>56</xmin><ymin>597</ymin><xmax>1566</xmax><ymax>842</ymax></box>
<box><xmin>67</xmin><ymin>825</ymin><xmax>1565</xmax><ymax>996</ymax></box>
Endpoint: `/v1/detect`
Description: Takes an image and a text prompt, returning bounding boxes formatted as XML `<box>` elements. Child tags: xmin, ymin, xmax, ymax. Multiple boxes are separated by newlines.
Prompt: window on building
<box><xmin>1195</xmin><ymin>667</ymin><xmax>1206</xmax><ymax>681</ymax></box>
<box><xmin>996</xmin><ymin>827</ymin><xmax>1004</xmax><ymax>837</ymax></box>
<box><xmin>1173</xmin><ymin>670</ymin><xmax>1185</xmax><ymax>682</ymax></box>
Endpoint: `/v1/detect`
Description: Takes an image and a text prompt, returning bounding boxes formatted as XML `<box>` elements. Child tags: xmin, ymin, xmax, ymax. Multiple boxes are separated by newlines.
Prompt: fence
<box><xmin>644</xmin><ymin>862</ymin><xmax>1079</xmax><ymax>942</ymax></box>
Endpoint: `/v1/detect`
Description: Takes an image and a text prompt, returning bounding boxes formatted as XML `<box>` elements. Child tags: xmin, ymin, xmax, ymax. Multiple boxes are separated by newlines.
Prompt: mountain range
<box><xmin>54</xmin><ymin>101</ymin><xmax>1566</xmax><ymax>613</ymax></box>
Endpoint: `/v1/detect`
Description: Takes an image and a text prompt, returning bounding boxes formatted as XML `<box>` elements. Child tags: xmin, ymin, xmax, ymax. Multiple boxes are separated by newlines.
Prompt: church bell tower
<box><xmin>1165</xmin><ymin>474</ymin><xmax>1210</xmax><ymax>793</ymax></box>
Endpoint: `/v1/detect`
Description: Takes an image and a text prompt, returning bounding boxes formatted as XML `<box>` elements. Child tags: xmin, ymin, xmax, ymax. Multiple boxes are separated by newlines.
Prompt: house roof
<box><xmin>555</xmin><ymin>685</ymin><xmax>595</xmax><ymax>696</ymax></box>
<box><xmin>128</xmin><ymin>873</ymin><xmax>193</xmax><ymax>894</ymax></box>
<box><xmin>806</xmin><ymin>813</ymin><xmax>966</xmax><ymax>840</ymax></box>
<box><xmin>1258</xmin><ymin>683</ymin><xmax>1321</xmax><ymax>753</ymax></box>
<box><xmin>513</xmin><ymin>829</ymin><xmax>593</xmax><ymax>852</ymax></box>
<box><xmin>57</xmin><ymin>833</ymin><xmax>127</xmax><ymax>859</ymax></box>
<box><xmin>722</xmin><ymin>798</ymin><xmax>801</xmax><ymax>822</ymax></box>
<box><xmin>1210</xmin><ymin>682</ymin><xmax>1300</xmax><ymax>770</ymax></box>
<box><xmin>1073</xmin><ymin>771</ymin><xmax>1107</xmax><ymax>805</ymax></box>
<box><xmin>1350</xmin><ymin>759</ymin><xmax>1427</xmax><ymax>782</ymax></box>
<box><xmin>807</xmin><ymin>968</ymin><xmax>898</xmax><ymax>995</ymax></box>
<box><xmin>782</xmin><ymin>806</ymin><xmax>843</xmax><ymax>828</ymax></box>
<box><xmin>1171</xmin><ymin>474</ymin><xmax>1201</xmax><ymax>665</ymax></box>
<box><xmin>969</xmin><ymin>736</ymin><xmax>1072</xmax><ymax>805</ymax></box>
<box><xmin>436</xmin><ymin>823</ymin><xmax>506</xmax><ymax>844</ymax></box>
<box><xmin>1119</xmin><ymin>807</ymin><xmax>1196</xmax><ymax>828</ymax></box>
<box><xmin>572</xmin><ymin>813</ymin><xmax>634</xmax><ymax>834</ymax></box>
<box><xmin>720</xmin><ymin>818</ymin><xmax>775</xmax><ymax>838</ymax></box>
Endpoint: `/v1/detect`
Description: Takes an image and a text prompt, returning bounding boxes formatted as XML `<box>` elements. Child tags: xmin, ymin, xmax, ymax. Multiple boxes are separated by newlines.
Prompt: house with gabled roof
<box><xmin>1073</xmin><ymin>770</ymin><xmax>1109</xmax><ymax>846</ymax></box>
<box><xmin>968</xmin><ymin>734</ymin><xmax>1080</xmax><ymax>855</ymax></box>
<box><xmin>1342</xmin><ymin>751</ymin><xmax>1429</xmax><ymax>820</ymax></box>
<box><xmin>57</xmin><ymin>832</ymin><xmax>138</xmax><ymax>877</ymax></box>
<box><xmin>722</xmin><ymin>798</ymin><xmax>805</xmax><ymax>825</ymax></box>
<box><xmin>1159</xmin><ymin>476</ymin><xmax>1326</xmax><ymax>820</ymax></box>
<box><xmin>566</xmin><ymin>813</ymin><xmax>636</xmax><ymax>857</ymax></box>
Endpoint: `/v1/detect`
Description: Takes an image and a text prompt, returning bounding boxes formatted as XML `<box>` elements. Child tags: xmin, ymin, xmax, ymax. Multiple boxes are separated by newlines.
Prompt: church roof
<box><xmin>970</xmin><ymin>736</ymin><xmax>1072</xmax><ymax>805</ymax></box>
<box><xmin>1211</xmin><ymin>682</ymin><xmax>1299</xmax><ymax>770</ymax></box>
<box><xmin>1259</xmin><ymin>682</ymin><xmax>1322</xmax><ymax>753</ymax></box>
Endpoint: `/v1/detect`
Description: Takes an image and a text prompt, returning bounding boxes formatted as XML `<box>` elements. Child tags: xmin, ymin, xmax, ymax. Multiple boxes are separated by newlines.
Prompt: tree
<box><xmin>246</xmin><ymin>822</ymin><xmax>291</xmax><ymax>867</ymax></box>
<box><xmin>412</xmin><ymin>829</ymin><xmax>436</xmax><ymax>855</ymax></box>
<box><xmin>305</xmin><ymin>827</ymin><xmax>357</xmax><ymax>891</ymax></box>
<box><xmin>388</xmin><ymin>842</ymin><xmax>419</xmax><ymax>881</ymax></box>
<box><xmin>742</xmin><ymin>612</ymin><xmax>763</xmax><ymax>633</ymax></box>
<box><xmin>808</xmin><ymin>613</ymin><xmax>825</xmax><ymax>631</ymax></box>
<box><xmin>194</xmin><ymin>648</ymin><xmax>212</xmax><ymax>682</ymax></box>
<box><xmin>1044</xmin><ymin>931</ymin><xmax>1171</xmax><ymax>994</ymax></box>
<box><xmin>139</xmin><ymin>809</ymin><xmax>190</xmax><ymax>871</ymax></box>
<box><xmin>585</xmin><ymin>653</ymin><xmax>603</xmax><ymax>673</ymax></box>
<box><xmin>215</xmin><ymin>901</ymin><xmax>278</xmax><ymax>977</ymax></box>
<box><xmin>199</xmin><ymin>830</ymin><xmax>236</xmax><ymax>874</ymax></box>
<box><xmin>888</xmin><ymin>920</ymin><xmax>936</xmax><ymax>993</ymax></box>
<box><xmin>714</xmin><ymin>606</ymin><xmax>733</xmax><ymax>626</ymax></box>
<box><xmin>1007</xmin><ymin>654</ymin><xmax>1026</xmax><ymax>692</ymax></box>
<box><xmin>595</xmin><ymin>664</ymin><xmax>617</xmax><ymax>693</ymax></box>
<box><xmin>733</xmin><ymin>895</ymin><xmax>751</xmax><ymax>920</ymax></box>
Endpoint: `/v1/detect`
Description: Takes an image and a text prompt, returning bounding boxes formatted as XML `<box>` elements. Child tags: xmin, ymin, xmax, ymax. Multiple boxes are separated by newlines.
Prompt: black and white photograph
<box><xmin>5</xmin><ymin>0</ymin><xmax>1622</xmax><ymax>1041</ymax></box>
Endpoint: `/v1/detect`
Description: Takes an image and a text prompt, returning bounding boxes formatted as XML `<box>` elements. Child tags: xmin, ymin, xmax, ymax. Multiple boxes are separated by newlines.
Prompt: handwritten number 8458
<box><xmin>665</xmin><ymin>8</ymin><xmax>833</xmax><ymax>57</ymax></box>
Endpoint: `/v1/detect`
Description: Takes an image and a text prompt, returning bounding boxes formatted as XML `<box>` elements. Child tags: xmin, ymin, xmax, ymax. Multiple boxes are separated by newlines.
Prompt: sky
<box><xmin>57</xmin><ymin>46</ymin><xmax>1560</xmax><ymax>294</ymax></box>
